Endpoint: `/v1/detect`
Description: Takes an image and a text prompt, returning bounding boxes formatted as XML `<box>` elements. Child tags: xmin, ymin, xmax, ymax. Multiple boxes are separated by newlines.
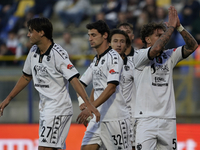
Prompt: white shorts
<box><xmin>82</xmin><ymin>117</ymin><xmax>132</xmax><ymax>150</ymax></box>
<box><xmin>135</xmin><ymin>117</ymin><xmax>177</xmax><ymax>150</ymax></box>
<box><xmin>38</xmin><ymin>114</ymin><xmax>72</xmax><ymax>149</ymax></box>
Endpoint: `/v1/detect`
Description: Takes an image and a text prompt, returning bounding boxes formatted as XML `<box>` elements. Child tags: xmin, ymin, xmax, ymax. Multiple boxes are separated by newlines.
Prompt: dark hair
<box><xmin>27</xmin><ymin>17</ymin><xmax>53</xmax><ymax>40</ymax></box>
<box><xmin>86</xmin><ymin>20</ymin><xmax>110</xmax><ymax>40</ymax></box>
<box><xmin>140</xmin><ymin>22</ymin><xmax>166</xmax><ymax>47</ymax></box>
<box><xmin>109</xmin><ymin>29</ymin><xmax>131</xmax><ymax>48</ymax></box>
<box><xmin>116</xmin><ymin>22</ymin><xmax>133</xmax><ymax>31</ymax></box>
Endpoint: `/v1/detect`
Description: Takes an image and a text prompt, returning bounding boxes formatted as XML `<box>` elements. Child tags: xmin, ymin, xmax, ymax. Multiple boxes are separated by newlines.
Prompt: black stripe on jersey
<box><xmin>107</xmin><ymin>81</ymin><xmax>119</xmax><ymax>86</ymax></box>
<box><xmin>108</xmin><ymin>50</ymin><xmax>119</xmax><ymax>65</ymax></box>
<box><xmin>181</xmin><ymin>46</ymin><xmax>187</xmax><ymax>58</ymax></box>
<box><xmin>53</xmin><ymin>47</ymin><xmax>68</xmax><ymax>60</ymax></box>
<box><xmin>68</xmin><ymin>73</ymin><xmax>80</xmax><ymax>82</ymax></box>
<box><xmin>80</xmin><ymin>80</ymin><xmax>88</xmax><ymax>87</ymax></box>
<box><xmin>22</xmin><ymin>71</ymin><xmax>32</xmax><ymax>76</ymax></box>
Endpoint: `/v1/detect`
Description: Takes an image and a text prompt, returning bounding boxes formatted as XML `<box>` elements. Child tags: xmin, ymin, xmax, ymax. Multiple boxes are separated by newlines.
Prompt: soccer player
<box><xmin>117</xmin><ymin>22</ymin><xmax>135</xmax><ymax>61</ymax></box>
<box><xmin>133</xmin><ymin>6</ymin><xmax>198</xmax><ymax>150</ymax></box>
<box><xmin>117</xmin><ymin>22</ymin><xmax>137</xmax><ymax>150</ymax></box>
<box><xmin>109</xmin><ymin>29</ymin><xmax>135</xmax><ymax>150</ymax></box>
<box><xmin>77</xmin><ymin>20</ymin><xmax>132</xmax><ymax>150</ymax></box>
<box><xmin>0</xmin><ymin>17</ymin><xmax>100</xmax><ymax>150</ymax></box>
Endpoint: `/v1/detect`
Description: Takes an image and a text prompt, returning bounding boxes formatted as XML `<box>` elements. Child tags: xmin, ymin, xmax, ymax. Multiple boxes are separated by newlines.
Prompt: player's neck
<box><xmin>96</xmin><ymin>42</ymin><xmax>109</xmax><ymax>57</ymax></box>
<box><xmin>125</xmin><ymin>46</ymin><xmax>131</xmax><ymax>56</ymax></box>
<box><xmin>38</xmin><ymin>39</ymin><xmax>52</xmax><ymax>55</ymax></box>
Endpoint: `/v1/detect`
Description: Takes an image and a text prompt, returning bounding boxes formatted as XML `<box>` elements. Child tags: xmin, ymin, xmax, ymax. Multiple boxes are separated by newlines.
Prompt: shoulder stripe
<box><xmin>53</xmin><ymin>48</ymin><xmax>68</xmax><ymax>60</ymax></box>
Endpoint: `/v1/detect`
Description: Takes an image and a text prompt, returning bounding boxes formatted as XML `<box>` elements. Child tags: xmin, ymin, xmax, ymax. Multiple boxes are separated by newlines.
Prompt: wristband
<box><xmin>177</xmin><ymin>24</ymin><xmax>184</xmax><ymax>32</ymax></box>
<box><xmin>78</xmin><ymin>96</ymin><xmax>84</xmax><ymax>106</ymax></box>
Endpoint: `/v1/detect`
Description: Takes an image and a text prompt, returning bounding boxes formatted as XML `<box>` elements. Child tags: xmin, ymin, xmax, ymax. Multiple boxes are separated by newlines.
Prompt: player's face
<box><xmin>147</xmin><ymin>28</ymin><xmax>164</xmax><ymax>46</ymax></box>
<box><xmin>118</xmin><ymin>26</ymin><xmax>134</xmax><ymax>43</ymax></box>
<box><xmin>110</xmin><ymin>34</ymin><xmax>126</xmax><ymax>56</ymax></box>
<box><xmin>88</xmin><ymin>29</ymin><xmax>104</xmax><ymax>49</ymax></box>
<box><xmin>27</xmin><ymin>27</ymin><xmax>42</xmax><ymax>45</ymax></box>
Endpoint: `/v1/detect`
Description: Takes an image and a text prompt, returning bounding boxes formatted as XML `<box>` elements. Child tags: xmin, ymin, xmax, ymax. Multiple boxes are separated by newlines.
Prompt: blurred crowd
<box><xmin>0</xmin><ymin>0</ymin><xmax>200</xmax><ymax>66</ymax></box>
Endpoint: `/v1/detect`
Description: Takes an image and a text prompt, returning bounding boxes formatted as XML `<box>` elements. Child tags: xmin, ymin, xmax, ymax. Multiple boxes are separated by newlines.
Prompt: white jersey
<box><xmin>23</xmin><ymin>43</ymin><xmax>80</xmax><ymax>116</ymax></box>
<box><xmin>80</xmin><ymin>47</ymin><xmax>129</xmax><ymax>122</ymax></box>
<box><xmin>133</xmin><ymin>46</ymin><xmax>184</xmax><ymax>118</ymax></box>
<box><xmin>121</xmin><ymin>56</ymin><xmax>135</xmax><ymax>116</ymax></box>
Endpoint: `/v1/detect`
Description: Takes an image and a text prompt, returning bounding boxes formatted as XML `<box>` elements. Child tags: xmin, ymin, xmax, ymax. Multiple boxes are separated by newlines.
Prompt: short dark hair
<box><xmin>86</xmin><ymin>20</ymin><xmax>110</xmax><ymax>40</ymax></box>
<box><xmin>27</xmin><ymin>17</ymin><xmax>53</xmax><ymax>40</ymax></box>
<box><xmin>109</xmin><ymin>29</ymin><xmax>131</xmax><ymax>48</ymax></box>
<box><xmin>117</xmin><ymin>22</ymin><xmax>133</xmax><ymax>31</ymax></box>
<box><xmin>140</xmin><ymin>22</ymin><xmax>166</xmax><ymax>47</ymax></box>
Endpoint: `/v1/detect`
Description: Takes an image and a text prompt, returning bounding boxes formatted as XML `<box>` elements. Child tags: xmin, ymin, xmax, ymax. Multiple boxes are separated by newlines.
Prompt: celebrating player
<box><xmin>0</xmin><ymin>17</ymin><xmax>100</xmax><ymax>150</ymax></box>
<box><xmin>133</xmin><ymin>6</ymin><xmax>198</xmax><ymax>150</ymax></box>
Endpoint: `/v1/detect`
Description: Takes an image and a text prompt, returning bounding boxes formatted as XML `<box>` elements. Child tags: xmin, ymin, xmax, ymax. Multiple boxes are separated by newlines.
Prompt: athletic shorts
<box><xmin>38</xmin><ymin>114</ymin><xmax>72</xmax><ymax>149</ymax></box>
<box><xmin>135</xmin><ymin>117</ymin><xmax>177</xmax><ymax>150</ymax></box>
<box><xmin>82</xmin><ymin>117</ymin><xmax>132</xmax><ymax>150</ymax></box>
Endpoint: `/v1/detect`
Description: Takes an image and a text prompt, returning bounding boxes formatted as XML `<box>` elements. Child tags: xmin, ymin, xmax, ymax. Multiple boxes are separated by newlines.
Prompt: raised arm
<box><xmin>149</xmin><ymin>6</ymin><xmax>178</xmax><ymax>59</ymax></box>
<box><xmin>0</xmin><ymin>74</ymin><xmax>32</xmax><ymax>116</ymax></box>
<box><xmin>176</xmin><ymin>21</ymin><xmax>198</xmax><ymax>58</ymax></box>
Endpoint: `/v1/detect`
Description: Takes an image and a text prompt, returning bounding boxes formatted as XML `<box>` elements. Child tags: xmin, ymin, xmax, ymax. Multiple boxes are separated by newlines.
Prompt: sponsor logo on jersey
<box><xmin>94</xmin><ymin>88</ymin><xmax>104</xmax><ymax>91</ymax></box>
<box><xmin>67</xmin><ymin>64</ymin><xmax>74</xmax><ymax>69</ymax></box>
<box><xmin>124</xmin><ymin>65</ymin><xmax>130</xmax><ymax>71</ymax></box>
<box><xmin>155</xmin><ymin>77</ymin><xmax>166</xmax><ymax>83</ymax></box>
<box><xmin>109</xmin><ymin>69</ymin><xmax>119</xmax><ymax>74</ymax></box>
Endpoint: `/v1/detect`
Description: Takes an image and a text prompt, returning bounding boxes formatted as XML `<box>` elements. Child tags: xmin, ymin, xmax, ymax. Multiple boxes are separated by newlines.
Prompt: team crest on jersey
<box><xmin>47</xmin><ymin>55</ymin><xmax>51</xmax><ymax>61</ymax></box>
<box><xmin>156</xmin><ymin>56</ymin><xmax>162</xmax><ymax>63</ymax></box>
<box><xmin>67</xmin><ymin>64</ymin><xmax>74</xmax><ymax>69</ymax></box>
<box><xmin>101</xmin><ymin>59</ymin><xmax>105</xmax><ymax>65</ymax></box>
<box><xmin>124</xmin><ymin>65</ymin><xmax>130</xmax><ymax>71</ymax></box>
<box><xmin>34</xmin><ymin>54</ymin><xmax>37</xmax><ymax>58</ymax></box>
<box><xmin>137</xmin><ymin>143</ymin><xmax>142</xmax><ymax>150</ymax></box>
<box><xmin>109</xmin><ymin>69</ymin><xmax>119</xmax><ymax>74</ymax></box>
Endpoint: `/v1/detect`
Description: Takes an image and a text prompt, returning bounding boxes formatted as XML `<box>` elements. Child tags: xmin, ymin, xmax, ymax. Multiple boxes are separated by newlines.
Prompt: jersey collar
<box><xmin>95</xmin><ymin>46</ymin><xmax>112</xmax><ymax>59</ymax></box>
<box><xmin>36</xmin><ymin>42</ymin><xmax>54</xmax><ymax>56</ymax></box>
<box><xmin>123</xmin><ymin>55</ymin><xmax>128</xmax><ymax>65</ymax></box>
<box><xmin>127</xmin><ymin>47</ymin><xmax>134</xmax><ymax>56</ymax></box>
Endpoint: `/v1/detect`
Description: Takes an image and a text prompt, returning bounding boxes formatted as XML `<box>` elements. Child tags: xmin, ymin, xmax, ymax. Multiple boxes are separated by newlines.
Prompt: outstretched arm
<box><xmin>0</xmin><ymin>74</ymin><xmax>32</xmax><ymax>116</ymax></box>
<box><xmin>70</xmin><ymin>77</ymin><xmax>100</xmax><ymax>122</ymax></box>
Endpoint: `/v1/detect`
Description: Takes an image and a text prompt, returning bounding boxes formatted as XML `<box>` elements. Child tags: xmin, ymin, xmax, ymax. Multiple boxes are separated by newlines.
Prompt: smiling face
<box><xmin>110</xmin><ymin>33</ymin><xmax>127</xmax><ymax>56</ymax></box>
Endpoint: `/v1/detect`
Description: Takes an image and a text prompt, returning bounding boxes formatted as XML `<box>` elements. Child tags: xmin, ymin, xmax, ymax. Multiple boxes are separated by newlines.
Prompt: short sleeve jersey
<box><xmin>80</xmin><ymin>47</ymin><xmax>129</xmax><ymax>122</ymax></box>
<box><xmin>121</xmin><ymin>56</ymin><xmax>135</xmax><ymax>116</ymax></box>
<box><xmin>23</xmin><ymin>43</ymin><xmax>79</xmax><ymax>116</ymax></box>
<box><xmin>133</xmin><ymin>46</ymin><xmax>184</xmax><ymax>118</ymax></box>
